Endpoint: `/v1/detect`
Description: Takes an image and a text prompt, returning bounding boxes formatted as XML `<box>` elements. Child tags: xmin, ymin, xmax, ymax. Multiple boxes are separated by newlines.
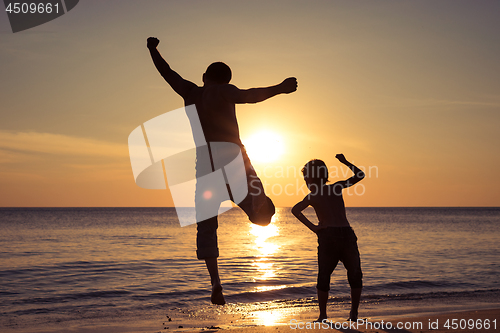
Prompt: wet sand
<box><xmin>6</xmin><ymin>307</ymin><xmax>498</xmax><ymax>333</ymax></box>
<box><xmin>227</xmin><ymin>308</ymin><xmax>499</xmax><ymax>333</ymax></box>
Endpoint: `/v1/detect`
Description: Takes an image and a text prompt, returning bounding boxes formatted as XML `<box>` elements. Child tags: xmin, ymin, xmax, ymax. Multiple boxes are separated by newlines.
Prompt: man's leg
<box><xmin>350</xmin><ymin>287</ymin><xmax>362</xmax><ymax>321</ymax></box>
<box><xmin>194</xmin><ymin>144</ymin><xmax>227</xmax><ymax>305</ymax></box>
<box><xmin>196</xmin><ymin>217</ymin><xmax>225</xmax><ymax>305</ymax></box>
<box><xmin>317</xmin><ymin>288</ymin><xmax>329</xmax><ymax>321</ymax></box>
<box><xmin>204</xmin><ymin>257</ymin><xmax>225</xmax><ymax>305</ymax></box>
<box><xmin>237</xmin><ymin>147</ymin><xmax>275</xmax><ymax>226</ymax></box>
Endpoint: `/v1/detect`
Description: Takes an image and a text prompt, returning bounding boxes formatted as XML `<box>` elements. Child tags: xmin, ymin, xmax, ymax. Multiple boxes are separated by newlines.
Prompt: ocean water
<box><xmin>1</xmin><ymin>207</ymin><xmax>499</xmax><ymax>330</ymax></box>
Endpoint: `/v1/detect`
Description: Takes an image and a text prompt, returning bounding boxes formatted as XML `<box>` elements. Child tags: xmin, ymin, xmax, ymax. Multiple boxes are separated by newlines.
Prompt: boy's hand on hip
<box><xmin>314</xmin><ymin>225</ymin><xmax>327</xmax><ymax>234</ymax></box>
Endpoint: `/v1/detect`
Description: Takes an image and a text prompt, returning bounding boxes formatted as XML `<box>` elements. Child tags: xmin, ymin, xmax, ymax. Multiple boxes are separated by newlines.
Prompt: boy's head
<box><xmin>204</xmin><ymin>62</ymin><xmax>232</xmax><ymax>84</ymax></box>
<box><xmin>302</xmin><ymin>159</ymin><xmax>328</xmax><ymax>188</ymax></box>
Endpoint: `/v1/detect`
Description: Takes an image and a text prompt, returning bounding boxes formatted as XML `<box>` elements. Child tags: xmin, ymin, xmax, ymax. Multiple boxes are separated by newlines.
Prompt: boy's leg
<box><xmin>316</xmin><ymin>230</ymin><xmax>340</xmax><ymax>321</ymax></box>
<box><xmin>341</xmin><ymin>229</ymin><xmax>363</xmax><ymax>320</ymax></box>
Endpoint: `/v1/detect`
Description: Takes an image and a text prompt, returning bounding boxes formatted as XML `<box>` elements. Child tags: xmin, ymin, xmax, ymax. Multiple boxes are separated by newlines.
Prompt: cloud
<box><xmin>0</xmin><ymin>131</ymin><xmax>128</xmax><ymax>162</ymax></box>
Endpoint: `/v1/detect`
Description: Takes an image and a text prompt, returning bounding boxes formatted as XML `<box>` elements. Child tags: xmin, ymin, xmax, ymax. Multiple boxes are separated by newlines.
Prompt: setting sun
<box><xmin>243</xmin><ymin>131</ymin><xmax>284</xmax><ymax>163</ymax></box>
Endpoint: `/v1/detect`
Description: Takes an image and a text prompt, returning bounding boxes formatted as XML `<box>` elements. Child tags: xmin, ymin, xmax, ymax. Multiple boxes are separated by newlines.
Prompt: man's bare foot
<box><xmin>349</xmin><ymin>310</ymin><xmax>358</xmax><ymax>321</ymax></box>
<box><xmin>211</xmin><ymin>284</ymin><xmax>225</xmax><ymax>305</ymax></box>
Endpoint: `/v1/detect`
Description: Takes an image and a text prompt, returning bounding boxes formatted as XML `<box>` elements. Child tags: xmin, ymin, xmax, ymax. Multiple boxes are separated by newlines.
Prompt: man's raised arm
<box><xmin>221</xmin><ymin>77</ymin><xmax>298</xmax><ymax>104</ymax></box>
<box><xmin>147</xmin><ymin>37</ymin><xmax>195</xmax><ymax>98</ymax></box>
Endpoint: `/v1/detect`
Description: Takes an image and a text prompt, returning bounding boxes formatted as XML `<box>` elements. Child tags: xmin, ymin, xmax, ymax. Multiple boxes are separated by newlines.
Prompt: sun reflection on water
<box><xmin>250</xmin><ymin>215</ymin><xmax>281</xmax><ymax>283</ymax></box>
<box><xmin>254</xmin><ymin>285</ymin><xmax>288</xmax><ymax>293</ymax></box>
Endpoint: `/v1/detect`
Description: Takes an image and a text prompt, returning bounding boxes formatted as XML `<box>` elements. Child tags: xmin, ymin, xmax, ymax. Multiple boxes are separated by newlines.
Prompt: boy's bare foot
<box><xmin>349</xmin><ymin>310</ymin><xmax>358</xmax><ymax>321</ymax></box>
<box><xmin>211</xmin><ymin>284</ymin><xmax>225</xmax><ymax>305</ymax></box>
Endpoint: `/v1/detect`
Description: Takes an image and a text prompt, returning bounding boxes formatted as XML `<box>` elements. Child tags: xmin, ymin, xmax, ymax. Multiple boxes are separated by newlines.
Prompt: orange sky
<box><xmin>0</xmin><ymin>0</ymin><xmax>499</xmax><ymax>207</ymax></box>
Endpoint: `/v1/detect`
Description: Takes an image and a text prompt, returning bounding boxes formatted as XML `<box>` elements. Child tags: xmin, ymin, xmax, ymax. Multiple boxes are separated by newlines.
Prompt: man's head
<box><xmin>204</xmin><ymin>62</ymin><xmax>232</xmax><ymax>84</ymax></box>
<box><xmin>302</xmin><ymin>159</ymin><xmax>329</xmax><ymax>188</ymax></box>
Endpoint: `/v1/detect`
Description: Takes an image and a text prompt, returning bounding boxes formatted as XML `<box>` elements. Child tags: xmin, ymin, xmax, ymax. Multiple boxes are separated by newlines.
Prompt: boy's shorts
<box><xmin>316</xmin><ymin>227</ymin><xmax>363</xmax><ymax>291</ymax></box>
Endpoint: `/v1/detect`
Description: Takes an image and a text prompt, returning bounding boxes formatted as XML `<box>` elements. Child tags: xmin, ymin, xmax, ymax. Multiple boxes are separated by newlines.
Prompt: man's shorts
<box><xmin>195</xmin><ymin>145</ymin><xmax>275</xmax><ymax>260</ymax></box>
<box><xmin>316</xmin><ymin>227</ymin><xmax>363</xmax><ymax>291</ymax></box>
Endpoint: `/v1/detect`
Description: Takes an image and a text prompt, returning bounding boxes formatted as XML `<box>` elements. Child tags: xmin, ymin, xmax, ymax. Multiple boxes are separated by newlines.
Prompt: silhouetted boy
<box><xmin>292</xmin><ymin>154</ymin><xmax>364</xmax><ymax>321</ymax></box>
<box><xmin>147</xmin><ymin>37</ymin><xmax>297</xmax><ymax>305</ymax></box>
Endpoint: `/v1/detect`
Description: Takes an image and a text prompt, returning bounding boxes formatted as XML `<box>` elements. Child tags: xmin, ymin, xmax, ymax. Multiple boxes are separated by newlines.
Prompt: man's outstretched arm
<box><xmin>147</xmin><ymin>37</ymin><xmax>196</xmax><ymax>98</ymax></box>
<box><xmin>221</xmin><ymin>77</ymin><xmax>297</xmax><ymax>104</ymax></box>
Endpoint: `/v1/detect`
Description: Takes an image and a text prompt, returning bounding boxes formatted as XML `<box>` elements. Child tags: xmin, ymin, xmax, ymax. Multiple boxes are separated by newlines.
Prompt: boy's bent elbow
<box><xmin>354</xmin><ymin>168</ymin><xmax>365</xmax><ymax>180</ymax></box>
<box><xmin>292</xmin><ymin>200</ymin><xmax>308</xmax><ymax>218</ymax></box>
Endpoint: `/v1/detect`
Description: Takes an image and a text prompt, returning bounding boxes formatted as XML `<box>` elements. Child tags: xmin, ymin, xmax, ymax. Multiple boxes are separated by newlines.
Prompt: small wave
<box><xmin>227</xmin><ymin>285</ymin><xmax>315</xmax><ymax>303</ymax></box>
<box><xmin>364</xmin><ymin>279</ymin><xmax>478</xmax><ymax>293</ymax></box>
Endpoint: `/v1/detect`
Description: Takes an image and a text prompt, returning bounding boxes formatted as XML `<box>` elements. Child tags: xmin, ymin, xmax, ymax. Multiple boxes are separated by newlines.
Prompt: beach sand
<box><xmin>5</xmin><ymin>307</ymin><xmax>498</xmax><ymax>333</ymax></box>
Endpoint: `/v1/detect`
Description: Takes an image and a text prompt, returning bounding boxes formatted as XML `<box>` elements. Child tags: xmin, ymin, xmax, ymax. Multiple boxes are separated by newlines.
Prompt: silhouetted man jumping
<box><xmin>147</xmin><ymin>37</ymin><xmax>297</xmax><ymax>305</ymax></box>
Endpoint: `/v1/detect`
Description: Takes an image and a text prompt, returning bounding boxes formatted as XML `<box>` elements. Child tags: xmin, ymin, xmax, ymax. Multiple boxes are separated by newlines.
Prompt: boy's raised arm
<box><xmin>292</xmin><ymin>199</ymin><xmax>324</xmax><ymax>233</ymax></box>
<box><xmin>221</xmin><ymin>77</ymin><xmax>297</xmax><ymax>104</ymax></box>
<box><xmin>334</xmin><ymin>154</ymin><xmax>365</xmax><ymax>188</ymax></box>
<box><xmin>147</xmin><ymin>37</ymin><xmax>196</xmax><ymax>99</ymax></box>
